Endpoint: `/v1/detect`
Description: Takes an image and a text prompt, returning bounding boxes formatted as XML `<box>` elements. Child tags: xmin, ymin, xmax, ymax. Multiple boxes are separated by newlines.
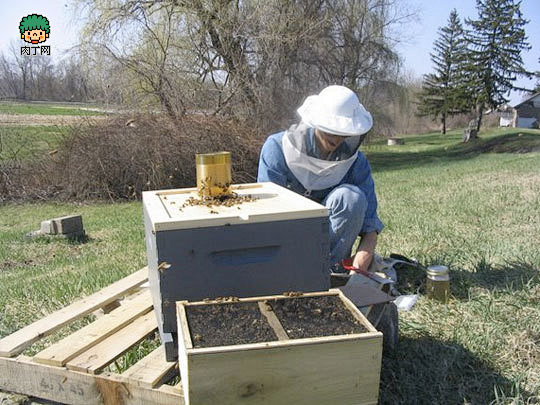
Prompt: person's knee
<box><xmin>327</xmin><ymin>184</ymin><xmax>367</xmax><ymax>213</ymax></box>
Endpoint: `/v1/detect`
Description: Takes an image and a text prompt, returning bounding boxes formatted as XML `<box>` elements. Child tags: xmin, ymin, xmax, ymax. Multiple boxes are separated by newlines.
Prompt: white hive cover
<box><xmin>143</xmin><ymin>182</ymin><xmax>328</xmax><ymax>231</ymax></box>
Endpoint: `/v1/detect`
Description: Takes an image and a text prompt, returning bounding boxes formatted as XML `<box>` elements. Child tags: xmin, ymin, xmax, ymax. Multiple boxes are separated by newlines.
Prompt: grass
<box><xmin>365</xmin><ymin>128</ymin><xmax>540</xmax><ymax>404</ymax></box>
<box><xmin>0</xmin><ymin>101</ymin><xmax>105</xmax><ymax>116</ymax></box>
<box><xmin>0</xmin><ymin>127</ymin><xmax>539</xmax><ymax>403</ymax></box>
<box><xmin>0</xmin><ymin>125</ymin><xmax>68</xmax><ymax>161</ymax></box>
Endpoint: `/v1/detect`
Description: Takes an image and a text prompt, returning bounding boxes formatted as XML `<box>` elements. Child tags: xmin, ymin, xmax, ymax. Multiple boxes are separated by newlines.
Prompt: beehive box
<box><xmin>143</xmin><ymin>182</ymin><xmax>330</xmax><ymax>361</ymax></box>
<box><xmin>176</xmin><ymin>290</ymin><xmax>383</xmax><ymax>405</ymax></box>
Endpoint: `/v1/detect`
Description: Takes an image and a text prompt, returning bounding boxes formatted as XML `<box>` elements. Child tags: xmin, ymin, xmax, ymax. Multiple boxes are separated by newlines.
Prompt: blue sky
<box><xmin>0</xmin><ymin>0</ymin><xmax>538</xmax><ymax>104</ymax></box>
<box><xmin>400</xmin><ymin>0</ymin><xmax>540</xmax><ymax>104</ymax></box>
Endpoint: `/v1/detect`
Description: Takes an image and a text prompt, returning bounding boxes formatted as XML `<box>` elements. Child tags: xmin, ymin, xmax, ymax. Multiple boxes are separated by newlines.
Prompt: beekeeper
<box><xmin>257</xmin><ymin>85</ymin><xmax>384</xmax><ymax>274</ymax></box>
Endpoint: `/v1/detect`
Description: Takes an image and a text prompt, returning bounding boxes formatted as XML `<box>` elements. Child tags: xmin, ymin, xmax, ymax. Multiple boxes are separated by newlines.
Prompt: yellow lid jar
<box><xmin>195</xmin><ymin>152</ymin><xmax>232</xmax><ymax>197</ymax></box>
<box><xmin>426</xmin><ymin>265</ymin><xmax>450</xmax><ymax>303</ymax></box>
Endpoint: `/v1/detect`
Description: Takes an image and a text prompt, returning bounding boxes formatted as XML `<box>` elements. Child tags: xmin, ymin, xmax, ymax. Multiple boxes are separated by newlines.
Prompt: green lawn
<box><xmin>0</xmin><ymin>126</ymin><xmax>68</xmax><ymax>161</ymax></box>
<box><xmin>0</xmin><ymin>101</ymin><xmax>105</xmax><ymax>116</ymax></box>
<box><xmin>0</xmin><ymin>128</ymin><xmax>539</xmax><ymax>403</ymax></box>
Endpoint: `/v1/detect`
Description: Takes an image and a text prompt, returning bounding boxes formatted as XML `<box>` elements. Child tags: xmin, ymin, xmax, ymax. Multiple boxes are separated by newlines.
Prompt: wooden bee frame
<box><xmin>176</xmin><ymin>289</ymin><xmax>383</xmax><ymax>405</ymax></box>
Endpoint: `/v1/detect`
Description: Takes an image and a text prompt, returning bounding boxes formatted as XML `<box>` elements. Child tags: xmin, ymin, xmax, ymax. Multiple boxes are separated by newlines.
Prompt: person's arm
<box><xmin>350</xmin><ymin>154</ymin><xmax>384</xmax><ymax>235</ymax></box>
<box><xmin>352</xmin><ymin>231</ymin><xmax>377</xmax><ymax>273</ymax></box>
<box><xmin>257</xmin><ymin>134</ymin><xmax>288</xmax><ymax>187</ymax></box>
<box><xmin>350</xmin><ymin>154</ymin><xmax>383</xmax><ymax>272</ymax></box>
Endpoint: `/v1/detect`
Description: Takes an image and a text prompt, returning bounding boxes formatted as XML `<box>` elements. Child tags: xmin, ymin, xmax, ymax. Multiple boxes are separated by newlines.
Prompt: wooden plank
<box><xmin>66</xmin><ymin>313</ymin><xmax>157</xmax><ymax>374</ymax></box>
<box><xmin>0</xmin><ymin>268</ymin><xmax>148</xmax><ymax>358</ymax></box>
<box><xmin>176</xmin><ymin>302</ymin><xmax>192</xmax><ymax>350</ymax></box>
<box><xmin>34</xmin><ymin>290</ymin><xmax>153</xmax><ymax>367</ymax></box>
<box><xmin>177</xmin><ymin>303</ymin><xmax>192</xmax><ymax>403</ymax></box>
<box><xmin>188</xmin><ymin>332</ymin><xmax>382</xmax><ymax>355</ymax></box>
<box><xmin>159</xmin><ymin>383</ymin><xmax>183</xmax><ymax>396</ymax></box>
<box><xmin>122</xmin><ymin>346</ymin><xmax>177</xmax><ymax>389</ymax></box>
<box><xmin>257</xmin><ymin>302</ymin><xmax>288</xmax><ymax>341</ymax></box>
<box><xmin>187</xmin><ymin>337</ymin><xmax>382</xmax><ymax>405</ymax></box>
<box><xmin>0</xmin><ymin>356</ymin><xmax>183</xmax><ymax>405</ymax></box>
<box><xmin>186</xmin><ymin>290</ymin><xmax>339</xmax><ymax>307</ymax></box>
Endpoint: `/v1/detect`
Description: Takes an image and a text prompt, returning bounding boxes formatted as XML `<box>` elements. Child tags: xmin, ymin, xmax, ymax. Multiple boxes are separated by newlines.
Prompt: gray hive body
<box><xmin>143</xmin><ymin>182</ymin><xmax>330</xmax><ymax>360</ymax></box>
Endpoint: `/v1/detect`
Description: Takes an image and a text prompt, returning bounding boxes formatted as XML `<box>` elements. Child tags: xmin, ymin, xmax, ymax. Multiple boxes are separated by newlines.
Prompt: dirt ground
<box><xmin>0</xmin><ymin>114</ymin><xmax>106</xmax><ymax>126</ymax></box>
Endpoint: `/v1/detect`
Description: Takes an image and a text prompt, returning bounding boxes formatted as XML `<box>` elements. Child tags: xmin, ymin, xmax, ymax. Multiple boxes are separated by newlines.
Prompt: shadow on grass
<box><xmin>392</xmin><ymin>257</ymin><xmax>539</xmax><ymax>299</ymax></box>
<box><xmin>450</xmin><ymin>258</ymin><xmax>540</xmax><ymax>300</ymax></box>
<box><xmin>379</xmin><ymin>336</ymin><xmax>535</xmax><ymax>404</ymax></box>
<box><xmin>366</xmin><ymin>132</ymin><xmax>540</xmax><ymax>172</ymax></box>
<box><xmin>27</xmin><ymin>233</ymin><xmax>93</xmax><ymax>245</ymax></box>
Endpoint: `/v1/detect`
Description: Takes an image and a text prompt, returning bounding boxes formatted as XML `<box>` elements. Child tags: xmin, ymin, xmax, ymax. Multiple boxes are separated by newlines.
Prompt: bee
<box><xmin>157</xmin><ymin>262</ymin><xmax>171</xmax><ymax>273</ymax></box>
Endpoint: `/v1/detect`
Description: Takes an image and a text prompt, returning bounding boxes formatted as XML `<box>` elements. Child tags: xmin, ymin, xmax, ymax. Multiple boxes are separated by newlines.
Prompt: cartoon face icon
<box><xmin>20</xmin><ymin>14</ymin><xmax>50</xmax><ymax>45</ymax></box>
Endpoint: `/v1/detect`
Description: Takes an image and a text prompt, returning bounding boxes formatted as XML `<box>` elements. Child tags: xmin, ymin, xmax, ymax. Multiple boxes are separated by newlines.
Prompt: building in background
<box><xmin>512</xmin><ymin>92</ymin><xmax>540</xmax><ymax>128</ymax></box>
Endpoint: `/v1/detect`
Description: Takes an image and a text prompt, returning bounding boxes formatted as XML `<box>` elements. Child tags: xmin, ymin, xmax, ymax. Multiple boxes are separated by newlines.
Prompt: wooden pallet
<box><xmin>0</xmin><ymin>268</ymin><xmax>185</xmax><ymax>405</ymax></box>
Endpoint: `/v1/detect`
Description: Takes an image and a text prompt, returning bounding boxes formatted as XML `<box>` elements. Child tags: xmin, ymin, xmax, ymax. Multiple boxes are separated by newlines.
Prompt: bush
<box><xmin>0</xmin><ymin>115</ymin><xmax>266</xmax><ymax>201</ymax></box>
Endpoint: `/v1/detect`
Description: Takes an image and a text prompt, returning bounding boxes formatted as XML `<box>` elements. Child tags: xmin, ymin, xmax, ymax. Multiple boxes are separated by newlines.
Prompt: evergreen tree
<box><xmin>535</xmin><ymin>57</ymin><xmax>540</xmax><ymax>92</ymax></box>
<box><xmin>465</xmin><ymin>0</ymin><xmax>531</xmax><ymax>134</ymax></box>
<box><xmin>417</xmin><ymin>9</ymin><xmax>468</xmax><ymax>134</ymax></box>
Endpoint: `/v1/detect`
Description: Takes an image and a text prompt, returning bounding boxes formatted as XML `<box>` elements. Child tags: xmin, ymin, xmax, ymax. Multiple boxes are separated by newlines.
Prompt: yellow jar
<box><xmin>195</xmin><ymin>152</ymin><xmax>232</xmax><ymax>197</ymax></box>
<box><xmin>426</xmin><ymin>265</ymin><xmax>450</xmax><ymax>303</ymax></box>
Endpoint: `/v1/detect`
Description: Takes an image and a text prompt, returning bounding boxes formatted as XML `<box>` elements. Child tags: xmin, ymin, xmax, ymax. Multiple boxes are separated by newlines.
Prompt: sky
<box><xmin>0</xmin><ymin>0</ymin><xmax>538</xmax><ymax>105</ymax></box>
<box><xmin>398</xmin><ymin>0</ymin><xmax>540</xmax><ymax>104</ymax></box>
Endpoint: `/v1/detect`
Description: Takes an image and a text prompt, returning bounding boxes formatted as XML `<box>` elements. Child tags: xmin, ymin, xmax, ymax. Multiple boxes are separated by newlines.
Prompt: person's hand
<box><xmin>352</xmin><ymin>249</ymin><xmax>373</xmax><ymax>274</ymax></box>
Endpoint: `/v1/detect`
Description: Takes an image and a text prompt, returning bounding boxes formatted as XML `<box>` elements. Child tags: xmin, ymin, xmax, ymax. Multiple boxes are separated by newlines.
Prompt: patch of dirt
<box><xmin>270</xmin><ymin>296</ymin><xmax>367</xmax><ymax>338</ymax></box>
<box><xmin>187</xmin><ymin>302</ymin><xmax>277</xmax><ymax>348</ymax></box>
<box><xmin>0</xmin><ymin>259</ymin><xmax>35</xmax><ymax>272</ymax></box>
<box><xmin>0</xmin><ymin>114</ymin><xmax>106</xmax><ymax>126</ymax></box>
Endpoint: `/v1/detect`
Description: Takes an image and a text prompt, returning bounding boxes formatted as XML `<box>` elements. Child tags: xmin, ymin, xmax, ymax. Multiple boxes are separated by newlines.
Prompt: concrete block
<box><xmin>52</xmin><ymin>215</ymin><xmax>83</xmax><ymax>235</ymax></box>
<box><xmin>40</xmin><ymin>220</ymin><xmax>58</xmax><ymax>235</ymax></box>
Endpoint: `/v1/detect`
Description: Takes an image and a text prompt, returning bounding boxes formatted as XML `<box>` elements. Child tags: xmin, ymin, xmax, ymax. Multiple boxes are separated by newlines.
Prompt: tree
<box><xmin>74</xmin><ymin>0</ymin><xmax>415</xmax><ymax>127</ymax></box>
<box><xmin>465</xmin><ymin>0</ymin><xmax>531</xmax><ymax>135</ymax></box>
<box><xmin>534</xmin><ymin>56</ymin><xmax>540</xmax><ymax>92</ymax></box>
<box><xmin>417</xmin><ymin>9</ymin><xmax>468</xmax><ymax>134</ymax></box>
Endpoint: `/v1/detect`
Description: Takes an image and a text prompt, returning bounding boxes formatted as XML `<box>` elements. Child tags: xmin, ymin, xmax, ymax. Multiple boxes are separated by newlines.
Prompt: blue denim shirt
<box><xmin>257</xmin><ymin>130</ymin><xmax>384</xmax><ymax>234</ymax></box>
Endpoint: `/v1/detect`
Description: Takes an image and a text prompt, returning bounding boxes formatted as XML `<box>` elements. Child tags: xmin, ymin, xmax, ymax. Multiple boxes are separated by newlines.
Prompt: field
<box><xmin>0</xmin><ymin>122</ymin><xmax>539</xmax><ymax>403</ymax></box>
<box><xmin>0</xmin><ymin>101</ymin><xmax>105</xmax><ymax>116</ymax></box>
<box><xmin>0</xmin><ymin>125</ymin><xmax>68</xmax><ymax>161</ymax></box>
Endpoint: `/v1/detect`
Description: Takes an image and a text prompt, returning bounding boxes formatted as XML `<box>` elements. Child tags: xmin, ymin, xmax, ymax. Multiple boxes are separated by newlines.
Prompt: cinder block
<box><xmin>40</xmin><ymin>220</ymin><xmax>58</xmax><ymax>235</ymax></box>
<box><xmin>52</xmin><ymin>215</ymin><xmax>84</xmax><ymax>235</ymax></box>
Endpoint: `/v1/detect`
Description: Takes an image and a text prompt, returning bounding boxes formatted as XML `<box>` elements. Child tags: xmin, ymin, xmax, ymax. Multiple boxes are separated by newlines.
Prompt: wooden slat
<box><xmin>122</xmin><ymin>346</ymin><xmax>177</xmax><ymax>389</ymax></box>
<box><xmin>257</xmin><ymin>302</ymin><xmax>289</xmax><ymax>341</ymax></box>
<box><xmin>186</xmin><ymin>290</ymin><xmax>339</xmax><ymax>307</ymax></box>
<box><xmin>176</xmin><ymin>303</ymin><xmax>192</xmax><ymax>350</ymax></box>
<box><xmin>33</xmin><ymin>290</ymin><xmax>153</xmax><ymax>367</ymax></box>
<box><xmin>0</xmin><ymin>268</ymin><xmax>148</xmax><ymax>358</ymax></box>
<box><xmin>159</xmin><ymin>382</ymin><xmax>184</xmax><ymax>396</ymax></box>
<box><xmin>66</xmin><ymin>313</ymin><xmax>157</xmax><ymax>374</ymax></box>
<box><xmin>0</xmin><ymin>356</ymin><xmax>183</xmax><ymax>405</ymax></box>
<box><xmin>187</xmin><ymin>338</ymin><xmax>382</xmax><ymax>405</ymax></box>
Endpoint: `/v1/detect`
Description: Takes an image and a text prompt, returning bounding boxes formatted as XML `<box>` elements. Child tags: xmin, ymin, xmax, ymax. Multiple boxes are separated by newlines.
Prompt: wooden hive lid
<box><xmin>143</xmin><ymin>182</ymin><xmax>328</xmax><ymax>231</ymax></box>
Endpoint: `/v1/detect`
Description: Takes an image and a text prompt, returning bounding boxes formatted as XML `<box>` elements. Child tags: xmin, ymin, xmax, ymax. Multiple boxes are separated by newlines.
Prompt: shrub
<box><xmin>0</xmin><ymin>115</ymin><xmax>266</xmax><ymax>201</ymax></box>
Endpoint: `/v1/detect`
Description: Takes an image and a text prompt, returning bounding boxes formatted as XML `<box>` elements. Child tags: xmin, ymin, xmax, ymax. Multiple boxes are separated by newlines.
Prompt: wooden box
<box><xmin>143</xmin><ymin>182</ymin><xmax>330</xmax><ymax>360</ymax></box>
<box><xmin>176</xmin><ymin>290</ymin><xmax>383</xmax><ymax>405</ymax></box>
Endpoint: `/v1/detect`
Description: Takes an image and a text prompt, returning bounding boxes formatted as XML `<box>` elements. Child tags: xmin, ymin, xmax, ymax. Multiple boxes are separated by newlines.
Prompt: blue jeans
<box><xmin>323</xmin><ymin>184</ymin><xmax>368</xmax><ymax>266</ymax></box>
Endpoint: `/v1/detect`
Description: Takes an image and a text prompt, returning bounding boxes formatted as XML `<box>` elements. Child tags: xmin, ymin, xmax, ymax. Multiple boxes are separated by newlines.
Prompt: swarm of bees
<box><xmin>179</xmin><ymin>179</ymin><xmax>258</xmax><ymax>214</ymax></box>
<box><xmin>202</xmin><ymin>296</ymin><xmax>240</xmax><ymax>303</ymax></box>
<box><xmin>283</xmin><ymin>291</ymin><xmax>303</xmax><ymax>297</ymax></box>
